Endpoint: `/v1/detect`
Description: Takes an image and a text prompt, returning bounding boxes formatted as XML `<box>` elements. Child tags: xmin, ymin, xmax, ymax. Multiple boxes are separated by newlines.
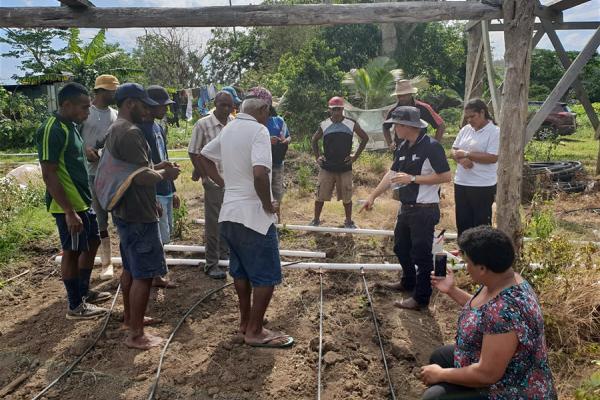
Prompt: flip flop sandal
<box><xmin>246</xmin><ymin>335</ymin><xmax>295</xmax><ymax>348</ymax></box>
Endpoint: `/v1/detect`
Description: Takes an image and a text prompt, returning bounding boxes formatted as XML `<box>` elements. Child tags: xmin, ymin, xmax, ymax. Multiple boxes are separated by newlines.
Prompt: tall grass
<box><xmin>0</xmin><ymin>178</ymin><xmax>54</xmax><ymax>270</ymax></box>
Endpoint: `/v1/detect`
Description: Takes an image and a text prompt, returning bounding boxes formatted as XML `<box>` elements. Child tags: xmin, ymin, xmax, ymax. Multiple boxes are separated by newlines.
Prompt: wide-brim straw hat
<box><xmin>391</xmin><ymin>79</ymin><xmax>418</xmax><ymax>96</ymax></box>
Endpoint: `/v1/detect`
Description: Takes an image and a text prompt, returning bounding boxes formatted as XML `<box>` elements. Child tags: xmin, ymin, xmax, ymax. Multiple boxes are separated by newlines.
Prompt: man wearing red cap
<box><xmin>310</xmin><ymin>96</ymin><xmax>369</xmax><ymax>228</ymax></box>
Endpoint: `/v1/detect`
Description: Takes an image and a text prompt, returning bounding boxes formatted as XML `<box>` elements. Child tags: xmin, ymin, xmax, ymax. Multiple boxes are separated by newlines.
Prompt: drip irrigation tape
<box><xmin>147</xmin><ymin>282</ymin><xmax>233</xmax><ymax>400</ymax></box>
<box><xmin>360</xmin><ymin>269</ymin><xmax>397</xmax><ymax>400</ymax></box>
<box><xmin>31</xmin><ymin>283</ymin><xmax>122</xmax><ymax>400</ymax></box>
<box><xmin>317</xmin><ymin>270</ymin><xmax>324</xmax><ymax>400</ymax></box>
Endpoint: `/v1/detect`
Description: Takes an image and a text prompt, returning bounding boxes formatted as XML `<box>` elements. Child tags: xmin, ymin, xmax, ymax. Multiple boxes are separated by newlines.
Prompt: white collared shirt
<box><xmin>200</xmin><ymin>113</ymin><xmax>276</xmax><ymax>235</ymax></box>
<box><xmin>452</xmin><ymin>121</ymin><xmax>500</xmax><ymax>187</ymax></box>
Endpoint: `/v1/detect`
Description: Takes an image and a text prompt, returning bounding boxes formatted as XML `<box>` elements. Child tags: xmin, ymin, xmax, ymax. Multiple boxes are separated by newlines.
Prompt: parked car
<box><xmin>528</xmin><ymin>101</ymin><xmax>577</xmax><ymax>140</ymax></box>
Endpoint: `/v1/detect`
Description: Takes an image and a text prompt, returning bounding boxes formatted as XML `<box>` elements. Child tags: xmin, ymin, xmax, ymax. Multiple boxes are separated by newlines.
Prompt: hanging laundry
<box><xmin>197</xmin><ymin>86</ymin><xmax>211</xmax><ymax>116</ymax></box>
<box><xmin>185</xmin><ymin>88</ymin><xmax>193</xmax><ymax>121</ymax></box>
<box><xmin>207</xmin><ymin>83</ymin><xmax>217</xmax><ymax>100</ymax></box>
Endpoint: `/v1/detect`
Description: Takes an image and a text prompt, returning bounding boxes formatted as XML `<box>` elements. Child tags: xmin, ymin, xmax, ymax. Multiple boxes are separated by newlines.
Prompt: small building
<box><xmin>2</xmin><ymin>76</ymin><xmax>71</xmax><ymax>113</ymax></box>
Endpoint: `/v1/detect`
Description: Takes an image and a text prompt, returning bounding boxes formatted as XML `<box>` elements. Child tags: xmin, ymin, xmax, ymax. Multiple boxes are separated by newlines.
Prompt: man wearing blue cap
<box><xmin>361</xmin><ymin>106</ymin><xmax>450</xmax><ymax>311</ymax></box>
<box><xmin>104</xmin><ymin>83</ymin><xmax>181</xmax><ymax>349</ymax></box>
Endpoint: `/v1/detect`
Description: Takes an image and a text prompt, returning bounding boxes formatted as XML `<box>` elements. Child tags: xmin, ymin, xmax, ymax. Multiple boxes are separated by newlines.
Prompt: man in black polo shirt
<box><xmin>383</xmin><ymin>79</ymin><xmax>446</xmax><ymax>150</ymax></box>
<box><xmin>362</xmin><ymin>106</ymin><xmax>451</xmax><ymax>310</ymax></box>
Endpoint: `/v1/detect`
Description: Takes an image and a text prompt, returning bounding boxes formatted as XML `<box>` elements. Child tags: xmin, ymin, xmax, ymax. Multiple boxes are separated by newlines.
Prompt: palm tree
<box><xmin>57</xmin><ymin>28</ymin><xmax>141</xmax><ymax>88</ymax></box>
<box><xmin>343</xmin><ymin>57</ymin><xmax>403</xmax><ymax>109</ymax></box>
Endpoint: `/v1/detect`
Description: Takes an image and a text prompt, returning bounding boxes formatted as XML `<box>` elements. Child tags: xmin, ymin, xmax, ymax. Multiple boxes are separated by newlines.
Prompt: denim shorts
<box><xmin>114</xmin><ymin>216</ymin><xmax>167</xmax><ymax>280</ymax></box>
<box><xmin>220</xmin><ymin>222</ymin><xmax>281</xmax><ymax>287</ymax></box>
<box><xmin>53</xmin><ymin>209</ymin><xmax>100</xmax><ymax>252</ymax></box>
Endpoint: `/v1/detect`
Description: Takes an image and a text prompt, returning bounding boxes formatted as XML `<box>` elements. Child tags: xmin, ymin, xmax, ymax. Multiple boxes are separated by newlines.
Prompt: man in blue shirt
<box><xmin>266</xmin><ymin>105</ymin><xmax>290</xmax><ymax>221</ymax></box>
<box><xmin>139</xmin><ymin>85</ymin><xmax>179</xmax><ymax>288</ymax></box>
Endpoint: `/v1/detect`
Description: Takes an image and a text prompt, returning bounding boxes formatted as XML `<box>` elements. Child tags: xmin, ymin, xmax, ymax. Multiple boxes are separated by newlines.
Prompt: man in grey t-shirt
<box><xmin>81</xmin><ymin>75</ymin><xmax>119</xmax><ymax>280</ymax></box>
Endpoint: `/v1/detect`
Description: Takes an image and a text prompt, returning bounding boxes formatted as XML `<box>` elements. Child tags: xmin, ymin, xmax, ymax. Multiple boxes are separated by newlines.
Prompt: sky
<box><xmin>1</xmin><ymin>0</ymin><xmax>599</xmax><ymax>84</ymax></box>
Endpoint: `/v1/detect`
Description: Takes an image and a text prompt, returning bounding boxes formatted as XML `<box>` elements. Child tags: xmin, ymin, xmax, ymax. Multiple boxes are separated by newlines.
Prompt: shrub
<box><xmin>0</xmin><ymin>87</ymin><xmax>49</xmax><ymax>150</ymax></box>
<box><xmin>172</xmin><ymin>197</ymin><xmax>189</xmax><ymax>240</ymax></box>
<box><xmin>297</xmin><ymin>165</ymin><xmax>315</xmax><ymax>195</ymax></box>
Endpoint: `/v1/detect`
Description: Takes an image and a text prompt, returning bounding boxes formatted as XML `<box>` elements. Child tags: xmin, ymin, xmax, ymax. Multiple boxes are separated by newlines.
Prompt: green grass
<box><xmin>0</xmin><ymin>206</ymin><xmax>55</xmax><ymax>267</ymax></box>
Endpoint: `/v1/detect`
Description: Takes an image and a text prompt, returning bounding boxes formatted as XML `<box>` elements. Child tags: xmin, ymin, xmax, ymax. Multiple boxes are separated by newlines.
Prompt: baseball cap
<box><xmin>384</xmin><ymin>106</ymin><xmax>428</xmax><ymax>129</ymax></box>
<box><xmin>147</xmin><ymin>85</ymin><xmax>175</xmax><ymax>106</ymax></box>
<box><xmin>94</xmin><ymin>74</ymin><xmax>119</xmax><ymax>91</ymax></box>
<box><xmin>114</xmin><ymin>83</ymin><xmax>158</xmax><ymax>107</ymax></box>
<box><xmin>328</xmin><ymin>96</ymin><xmax>345</xmax><ymax>108</ymax></box>
<box><xmin>222</xmin><ymin>86</ymin><xmax>242</xmax><ymax>105</ymax></box>
<box><xmin>246</xmin><ymin>86</ymin><xmax>272</xmax><ymax>106</ymax></box>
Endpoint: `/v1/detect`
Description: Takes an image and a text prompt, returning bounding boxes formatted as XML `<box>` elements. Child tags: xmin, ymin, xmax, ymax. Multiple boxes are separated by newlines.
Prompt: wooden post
<box><xmin>526</xmin><ymin>27</ymin><xmax>600</xmax><ymax>142</ymax></box>
<box><xmin>462</xmin><ymin>21</ymin><xmax>485</xmax><ymax>125</ymax></box>
<box><xmin>496</xmin><ymin>0</ymin><xmax>536</xmax><ymax>248</ymax></box>
<box><xmin>482</xmin><ymin>20</ymin><xmax>501</xmax><ymax>122</ymax></box>
<box><xmin>538</xmin><ymin>12</ymin><xmax>600</xmax><ymax>132</ymax></box>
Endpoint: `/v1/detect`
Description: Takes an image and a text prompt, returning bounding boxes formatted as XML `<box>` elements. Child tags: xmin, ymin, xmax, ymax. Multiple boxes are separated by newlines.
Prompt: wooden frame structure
<box><xmin>0</xmin><ymin>0</ymin><xmax>598</xmax><ymax>244</ymax></box>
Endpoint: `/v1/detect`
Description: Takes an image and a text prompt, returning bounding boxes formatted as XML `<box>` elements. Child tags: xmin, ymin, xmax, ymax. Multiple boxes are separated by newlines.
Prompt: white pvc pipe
<box><xmin>192</xmin><ymin>218</ymin><xmax>396</xmax><ymax>236</ymax></box>
<box><xmin>163</xmin><ymin>244</ymin><xmax>326</xmax><ymax>258</ymax></box>
<box><xmin>55</xmin><ymin>256</ymin><xmax>403</xmax><ymax>270</ymax></box>
<box><xmin>192</xmin><ymin>219</ymin><xmax>600</xmax><ymax>246</ymax></box>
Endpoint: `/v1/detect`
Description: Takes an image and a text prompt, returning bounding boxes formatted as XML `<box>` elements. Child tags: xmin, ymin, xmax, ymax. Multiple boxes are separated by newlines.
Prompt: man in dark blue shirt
<box><xmin>139</xmin><ymin>85</ymin><xmax>179</xmax><ymax>289</ymax></box>
<box><xmin>361</xmin><ymin>106</ymin><xmax>451</xmax><ymax>310</ymax></box>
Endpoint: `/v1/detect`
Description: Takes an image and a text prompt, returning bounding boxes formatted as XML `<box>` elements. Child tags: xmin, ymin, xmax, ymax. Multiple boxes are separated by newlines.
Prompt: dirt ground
<box><xmin>1</xmin><ymin>152</ymin><xmax>598</xmax><ymax>399</ymax></box>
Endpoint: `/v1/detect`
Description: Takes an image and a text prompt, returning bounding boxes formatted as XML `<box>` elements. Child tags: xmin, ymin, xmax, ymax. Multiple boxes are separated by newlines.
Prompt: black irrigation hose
<box><xmin>146</xmin><ymin>259</ymin><xmax>313</xmax><ymax>400</ymax></box>
<box><xmin>360</xmin><ymin>269</ymin><xmax>397</xmax><ymax>400</ymax></box>
<box><xmin>317</xmin><ymin>270</ymin><xmax>324</xmax><ymax>400</ymax></box>
<box><xmin>147</xmin><ymin>282</ymin><xmax>233</xmax><ymax>400</ymax></box>
<box><xmin>31</xmin><ymin>283</ymin><xmax>122</xmax><ymax>400</ymax></box>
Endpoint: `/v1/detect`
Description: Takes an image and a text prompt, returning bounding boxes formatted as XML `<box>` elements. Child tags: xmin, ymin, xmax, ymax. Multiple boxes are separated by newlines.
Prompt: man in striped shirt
<box><xmin>37</xmin><ymin>83</ymin><xmax>111</xmax><ymax>320</ymax></box>
<box><xmin>189</xmin><ymin>91</ymin><xmax>234</xmax><ymax>279</ymax></box>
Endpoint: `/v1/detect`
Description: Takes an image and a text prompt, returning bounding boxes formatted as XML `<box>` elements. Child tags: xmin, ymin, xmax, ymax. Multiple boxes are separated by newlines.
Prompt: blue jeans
<box><xmin>157</xmin><ymin>195</ymin><xmax>173</xmax><ymax>245</ymax></box>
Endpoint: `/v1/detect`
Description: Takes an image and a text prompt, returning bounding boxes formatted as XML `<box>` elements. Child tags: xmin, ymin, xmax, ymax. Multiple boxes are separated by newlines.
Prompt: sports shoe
<box><xmin>66</xmin><ymin>301</ymin><xmax>108</xmax><ymax>320</ymax></box>
<box><xmin>86</xmin><ymin>289</ymin><xmax>112</xmax><ymax>304</ymax></box>
<box><xmin>308</xmin><ymin>219</ymin><xmax>320</xmax><ymax>227</ymax></box>
<box><xmin>206</xmin><ymin>265</ymin><xmax>227</xmax><ymax>280</ymax></box>
<box><xmin>344</xmin><ymin>220</ymin><xmax>358</xmax><ymax>229</ymax></box>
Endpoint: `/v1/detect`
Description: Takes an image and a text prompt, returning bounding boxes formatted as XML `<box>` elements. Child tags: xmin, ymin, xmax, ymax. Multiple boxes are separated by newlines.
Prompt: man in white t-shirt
<box><xmin>81</xmin><ymin>74</ymin><xmax>119</xmax><ymax>281</ymax></box>
<box><xmin>199</xmin><ymin>87</ymin><xmax>294</xmax><ymax>349</ymax></box>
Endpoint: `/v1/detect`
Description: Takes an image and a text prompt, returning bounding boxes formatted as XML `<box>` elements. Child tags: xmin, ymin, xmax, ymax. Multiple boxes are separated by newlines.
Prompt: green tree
<box><xmin>530</xmin><ymin>48</ymin><xmax>600</xmax><ymax>102</ymax></box>
<box><xmin>54</xmin><ymin>28</ymin><xmax>141</xmax><ymax>89</ymax></box>
<box><xmin>319</xmin><ymin>24</ymin><xmax>381</xmax><ymax>71</ymax></box>
<box><xmin>343</xmin><ymin>56</ymin><xmax>402</xmax><ymax>108</ymax></box>
<box><xmin>0</xmin><ymin>86</ymin><xmax>49</xmax><ymax>150</ymax></box>
<box><xmin>394</xmin><ymin>22</ymin><xmax>466</xmax><ymax>95</ymax></box>
<box><xmin>274</xmin><ymin>38</ymin><xmax>345</xmax><ymax>137</ymax></box>
<box><xmin>133</xmin><ymin>28</ymin><xmax>205</xmax><ymax>89</ymax></box>
<box><xmin>0</xmin><ymin>28</ymin><xmax>68</xmax><ymax>81</ymax></box>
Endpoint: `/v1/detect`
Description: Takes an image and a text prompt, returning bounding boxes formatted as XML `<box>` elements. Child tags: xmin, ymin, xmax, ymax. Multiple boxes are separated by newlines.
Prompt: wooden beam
<box><xmin>488</xmin><ymin>21</ymin><xmax>600</xmax><ymax>31</ymax></box>
<box><xmin>545</xmin><ymin>0</ymin><xmax>590</xmax><ymax>11</ymax></box>
<box><xmin>482</xmin><ymin>20</ymin><xmax>501</xmax><ymax>121</ymax></box>
<box><xmin>532</xmin><ymin>28</ymin><xmax>546</xmax><ymax>48</ymax></box>
<box><xmin>538</xmin><ymin>12</ymin><xmax>600</xmax><ymax>132</ymax></box>
<box><xmin>59</xmin><ymin>0</ymin><xmax>94</xmax><ymax>7</ymax></box>
<box><xmin>535</xmin><ymin>4</ymin><xmax>562</xmax><ymax>21</ymax></box>
<box><xmin>496</xmin><ymin>0</ymin><xmax>536</xmax><ymax>248</ymax></box>
<box><xmin>0</xmin><ymin>3</ymin><xmax>502</xmax><ymax>28</ymax></box>
<box><xmin>526</xmin><ymin>27</ymin><xmax>600</xmax><ymax>142</ymax></box>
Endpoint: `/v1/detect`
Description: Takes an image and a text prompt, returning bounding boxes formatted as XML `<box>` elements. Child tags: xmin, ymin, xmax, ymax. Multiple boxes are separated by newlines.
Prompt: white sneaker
<box><xmin>66</xmin><ymin>300</ymin><xmax>108</xmax><ymax>320</ymax></box>
<box><xmin>99</xmin><ymin>264</ymin><xmax>114</xmax><ymax>280</ymax></box>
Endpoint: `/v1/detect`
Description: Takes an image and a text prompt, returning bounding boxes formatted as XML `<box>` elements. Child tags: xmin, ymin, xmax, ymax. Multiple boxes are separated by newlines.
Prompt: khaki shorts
<box><xmin>316</xmin><ymin>169</ymin><xmax>353</xmax><ymax>203</ymax></box>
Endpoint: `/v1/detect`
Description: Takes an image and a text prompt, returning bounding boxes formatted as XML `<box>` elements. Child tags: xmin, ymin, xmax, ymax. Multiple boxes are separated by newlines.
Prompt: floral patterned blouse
<box><xmin>455</xmin><ymin>280</ymin><xmax>557</xmax><ymax>399</ymax></box>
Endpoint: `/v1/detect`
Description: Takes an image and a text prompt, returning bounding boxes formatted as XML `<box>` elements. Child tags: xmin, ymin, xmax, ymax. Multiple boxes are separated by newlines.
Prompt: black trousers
<box><xmin>393</xmin><ymin>206</ymin><xmax>439</xmax><ymax>305</ymax></box>
<box><xmin>422</xmin><ymin>345</ymin><xmax>489</xmax><ymax>400</ymax></box>
<box><xmin>454</xmin><ymin>184</ymin><xmax>496</xmax><ymax>237</ymax></box>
